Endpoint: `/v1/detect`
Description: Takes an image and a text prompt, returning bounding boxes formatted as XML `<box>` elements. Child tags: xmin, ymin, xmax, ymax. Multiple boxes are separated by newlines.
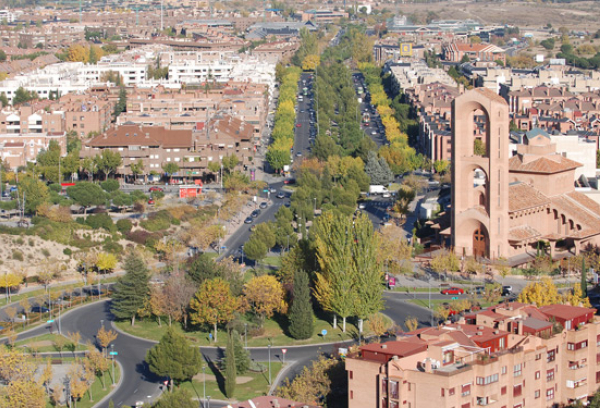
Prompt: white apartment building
<box><xmin>0</xmin><ymin>10</ymin><xmax>16</xmax><ymax>23</ymax></box>
<box><xmin>388</xmin><ymin>61</ymin><xmax>456</xmax><ymax>94</ymax></box>
<box><xmin>78</xmin><ymin>62</ymin><xmax>148</xmax><ymax>86</ymax></box>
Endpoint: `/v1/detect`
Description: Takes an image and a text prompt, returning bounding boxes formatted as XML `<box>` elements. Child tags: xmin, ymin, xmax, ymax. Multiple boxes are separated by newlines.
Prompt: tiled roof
<box><xmin>508</xmin><ymin>225</ymin><xmax>541</xmax><ymax>242</ymax></box>
<box><xmin>550</xmin><ymin>193</ymin><xmax>600</xmax><ymax>238</ymax></box>
<box><xmin>508</xmin><ymin>182</ymin><xmax>550</xmax><ymax>212</ymax></box>
<box><xmin>475</xmin><ymin>87</ymin><xmax>506</xmax><ymax>104</ymax></box>
<box><xmin>539</xmin><ymin>304</ymin><xmax>596</xmax><ymax>321</ymax></box>
<box><xmin>86</xmin><ymin>125</ymin><xmax>192</xmax><ymax>149</ymax></box>
<box><xmin>508</xmin><ymin>154</ymin><xmax>581</xmax><ymax>174</ymax></box>
<box><xmin>360</xmin><ymin>338</ymin><xmax>427</xmax><ymax>358</ymax></box>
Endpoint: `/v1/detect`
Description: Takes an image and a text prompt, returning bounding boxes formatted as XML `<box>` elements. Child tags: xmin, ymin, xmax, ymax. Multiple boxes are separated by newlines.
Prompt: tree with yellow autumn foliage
<box><xmin>518</xmin><ymin>277</ymin><xmax>562</xmax><ymax>306</ymax></box>
<box><xmin>244</xmin><ymin>275</ymin><xmax>286</xmax><ymax>325</ymax></box>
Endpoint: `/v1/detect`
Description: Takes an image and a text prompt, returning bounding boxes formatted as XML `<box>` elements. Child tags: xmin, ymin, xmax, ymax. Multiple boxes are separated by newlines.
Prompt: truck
<box><xmin>369</xmin><ymin>185</ymin><xmax>389</xmax><ymax>195</ymax></box>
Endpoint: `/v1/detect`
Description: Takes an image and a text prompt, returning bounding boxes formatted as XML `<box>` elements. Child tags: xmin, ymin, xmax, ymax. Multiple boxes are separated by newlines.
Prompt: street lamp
<box><xmin>202</xmin><ymin>365</ymin><xmax>206</xmax><ymax>408</ymax></box>
<box><xmin>111</xmin><ymin>344</ymin><xmax>115</xmax><ymax>385</ymax></box>
<box><xmin>244</xmin><ymin>323</ymin><xmax>248</xmax><ymax>349</ymax></box>
<box><xmin>268</xmin><ymin>341</ymin><xmax>272</xmax><ymax>385</ymax></box>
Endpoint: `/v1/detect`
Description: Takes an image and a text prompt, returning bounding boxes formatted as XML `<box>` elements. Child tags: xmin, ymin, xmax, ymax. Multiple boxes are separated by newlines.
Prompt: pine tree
<box><xmin>146</xmin><ymin>327</ymin><xmax>202</xmax><ymax>386</ymax></box>
<box><xmin>224</xmin><ymin>330</ymin><xmax>236</xmax><ymax>398</ymax></box>
<box><xmin>365</xmin><ymin>151</ymin><xmax>383</xmax><ymax>185</ymax></box>
<box><xmin>110</xmin><ymin>251</ymin><xmax>150</xmax><ymax>326</ymax></box>
<box><xmin>581</xmin><ymin>257</ymin><xmax>588</xmax><ymax>298</ymax></box>
<box><xmin>288</xmin><ymin>269</ymin><xmax>314</xmax><ymax>340</ymax></box>
<box><xmin>233</xmin><ymin>331</ymin><xmax>250</xmax><ymax>374</ymax></box>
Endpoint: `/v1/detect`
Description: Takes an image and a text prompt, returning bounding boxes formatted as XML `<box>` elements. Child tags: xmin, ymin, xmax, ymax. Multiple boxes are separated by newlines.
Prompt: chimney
<box><xmin>517</xmin><ymin>320</ymin><xmax>524</xmax><ymax>335</ymax></box>
<box><xmin>381</xmin><ymin>344</ymin><xmax>387</xmax><ymax>349</ymax></box>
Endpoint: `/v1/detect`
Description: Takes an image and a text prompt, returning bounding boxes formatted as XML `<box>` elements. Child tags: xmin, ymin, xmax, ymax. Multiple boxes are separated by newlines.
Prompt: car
<box><xmin>270</xmin><ymin>187</ymin><xmax>277</xmax><ymax>193</ymax></box>
<box><xmin>259</xmin><ymin>202</ymin><xmax>268</xmax><ymax>209</ymax></box>
<box><xmin>382</xmin><ymin>192</ymin><xmax>391</xmax><ymax>198</ymax></box>
<box><xmin>364</xmin><ymin>122</ymin><xmax>369</xmax><ymax>126</ymax></box>
<box><xmin>358</xmin><ymin>203</ymin><xmax>366</xmax><ymax>209</ymax></box>
<box><xmin>441</xmin><ymin>287</ymin><xmax>465</xmax><ymax>295</ymax></box>
<box><xmin>502</xmin><ymin>285</ymin><xmax>513</xmax><ymax>296</ymax></box>
<box><xmin>472</xmin><ymin>286</ymin><xmax>485</xmax><ymax>295</ymax></box>
<box><xmin>296</xmin><ymin>123</ymin><xmax>302</xmax><ymax>128</ymax></box>
<box><xmin>30</xmin><ymin>306</ymin><xmax>50</xmax><ymax>313</ymax></box>
<box><xmin>251</xmin><ymin>209</ymin><xmax>261</xmax><ymax>218</ymax></box>
<box><xmin>244</xmin><ymin>217</ymin><xmax>253</xmax><ymax>224</ymax></box>
<box><xmin>149</xmin><ymin>187</ymin><xmax>163</xmax><ymax>192</ymax></box>
<box><xmin>276</xmin><ymin>191</ymin><xmax>286</xmax><ymax>199</ymax></box>
<box><xmin>371</xmin><ymin>131</ymin><xmax>377</xmax><ymax>135</ymax></box>
<box><xmin>283</xmin><ymin>178</ymin><xmax>296</xmax><ymax>185</ymax></box>
<box><xmin>296</xmin><ymin>152</ymin><xmax>302</xmax><ymax>157</ymax></box>
<box><xmin>382</xmin><ymin>214</ymin><xmax>390</xmax><ymax>222</ymax></box>
<box><xmin>148</xmin><ymin>198</ymin><xmax>155</xmax><ymax>205</ymax></box>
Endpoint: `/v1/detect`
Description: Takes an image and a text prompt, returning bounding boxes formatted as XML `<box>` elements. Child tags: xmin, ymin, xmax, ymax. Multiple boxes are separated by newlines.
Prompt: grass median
<box><xmin>114</xmin><ymin>312</ymin><xmax>392</xmax><ymax>347</ymax></box>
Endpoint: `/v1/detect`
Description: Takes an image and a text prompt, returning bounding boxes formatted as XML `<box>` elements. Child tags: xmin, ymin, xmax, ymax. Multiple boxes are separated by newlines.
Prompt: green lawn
<box><xmin>14</xmin><ymin>333</ymin><xmax>88</xmax><ymax>354</ymax></box>
<box><xmin>261</xmin><ymin>256</ymin><xmax>283</xmax><ymax>268</ymax></box>
<box><xmin>179</xmin><ymin>362</ymin><xmax>283</xmax><ymax>402</ymax></box>
<box><xmin>407</xmin><ymin>299</ymin><xmax>494</xmax><ymax>310</ymax></box>
<box><xmin>71</xmin><ymin>360</ymin><xmax>121</xmax><ymax>408</ymax></box>
<box><xmin>115</xmin><ymin>312</ymin><xmax>392</xmax><ymax>348</ymax></box>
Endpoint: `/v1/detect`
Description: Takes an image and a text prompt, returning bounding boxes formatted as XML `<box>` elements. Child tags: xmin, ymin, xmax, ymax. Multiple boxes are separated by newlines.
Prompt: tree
<box><xmin>67</xmin><ymin>182</ymin><xmax>106</xmax><ymax>217</ymax></box>
<box><xmin>518</xmin><ymin>277</ymin><xmax>562</xmax><ymax>306</ymax></box>
<box><xmin>404</xmin><ymin>316</ymin><xmax>418</xmax><ymax>332</ymax></box>
<box><xmin>244</xmin><ymin>275</ymin><xmax>285</xmax><ymax>325</ymax></box>
<box><xmin>565</xmin><ymin>283</ymin><xmax>591</xmax><ymax>308</ymax></box>
<box><xmin>302</xmin><ymin>54</ymin><xmax>320</xmax><ymax>71</ymax></box>
<box><xmin>146</xmin><ymin>327</ymin><xmax>202</xmax><ymax>386</ymax></box>
<box><xmin>430</xmin><ymin>250</ymin><xmax>460</xmax><ymax>276</ymax></box>
<box><xmin>581</xmin><ymin>257</ymin><xmax>588</xmax><ymax>298</ymax></box>
<box><xmin>67</xmin><ymin>331</ymin><xmax>81</xmax><ymax>356</ymax></box>
<box><xmin>226</xmin><ymin>330</ymin><xmax>250</xmax><ymax>375</ymax></box>
<box><xmin>276</xmin><ymin>355</ymin><xmax>342</xmax><ymax>406</ymax></box>
<box><xmin>113</xmin><ymin>85</ymin><xmax>127</xmax><ymax>118</ymax></box>
<box><xmin>130</xmin><ymin>159</ymin><xmax>144</xmax><ymax>182</ymax></box>
<box><xmin>94</xmin><ymin>150</ymin><xmax>122</xmax><ymax>180</ymax></box>
<box><xmin>0</xmin><ymin>92</ymin><xmax>8</xmax><ymax>107</ymax></box>
<box><xmin>0</xmin><ymin>273</ymin><xmax>22</xmax><ymax>303</ymax></box>
<box><xmin>0</xmin><ymin>49</ymin><xmax>5</xmax><ymax>62</ymax></box>
<box><xmin>53</xmin><ymin>335</ymin><xmax>67</xmax><ymax>357</ymax></box>
<box><xmin>224</xmin><ymin>330</ymin><xmax>236</xmax><ymax>398</ymax></box>
<box><xmin>96</xmin><ymin>326</ymin><xmax>118</xmax><ymax>357</ymax></box>
<box><xmin>111</xmin><ymin>251</ymin><xmax>151</xmax><ymax>326</ymax></box>
<box><xmin>189</xmin><ymin>278</ymin><xmax>239</xmax><ymax>342</ymax></box>
<box><xmin>152</xmin><ymin>388</ymin><xmax>196</xmax><ymax>408</ymax></box>
<box><xmin>96</xmin><ymin>252</ymin><xmax>117</xmax><ymax>273</ymax></box>
<box><xmin>12</xmin><ymin>87</ymin><xmax>37</xmax><ymax>105</ymax></box>
<box><xmin>433</xmin><ymin>159</ymin><xmax>449</xmax><ymax>174</ymax></box>
<box><xmin>288</xmin><ymin>270</ymin><xmax>314</xmax><ymax>340</ymax></box>
<box><xmin>243</xmin><ymin>237</ymin><xmax>268</xmax><ymax>264</ymax></box>
<box><xmin>162</xmin><ymin>162</ymin><xmax>179</xmax><ymax>184</ymax></box>
<box><xmin>17</xmin><ymin>176</ymin><xmax>49</xmax><ymax>214</ymax></box>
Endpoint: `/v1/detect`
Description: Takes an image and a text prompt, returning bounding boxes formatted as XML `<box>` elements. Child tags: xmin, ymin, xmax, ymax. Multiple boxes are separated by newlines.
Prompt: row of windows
<box><xmin>567</xmin><ymin>341</ymin><xmax>588</xmax><ymax>350</ymax></box>
<box><xmin>476</xmin><ymin>374</ymin><xmax>499</xmax><ymax>385</ymax></box>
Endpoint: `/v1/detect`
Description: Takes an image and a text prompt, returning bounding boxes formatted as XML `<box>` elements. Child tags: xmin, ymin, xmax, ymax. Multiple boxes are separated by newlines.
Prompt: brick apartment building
<box><xmin>442</xmin><ymin>41</ymin><xmax>506</xmax><ymax>65</ymax></box>
<box><xmin>80</xmin><ymin>115</ymin><xmax>254</xmax><ymax>181</ymax></box>
<box><xmin>50</xmin><ymin>93</ymin><xmax>114</xmax><ymax>137</ymax></box>
<box><xmin>0</xmin><ymin>105</ymin><xmax>64</xmax><ymax>135</ymax></box>
<box><xmin>347</xmin><ymin>302</ymin><xmax>600</xmax><ymax>408</ymax></box>
<box><xmin>0</xmin><ymin>131</ymin><xmax>66</xmax><ymax>169</ymax></box>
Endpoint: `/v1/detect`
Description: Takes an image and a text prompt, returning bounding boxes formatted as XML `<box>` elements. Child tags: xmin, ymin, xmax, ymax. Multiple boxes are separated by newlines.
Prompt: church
<box><xmin>432</xmin><ymin>88</ymin><xmax>600</xmax><ymax>263</ymax></box>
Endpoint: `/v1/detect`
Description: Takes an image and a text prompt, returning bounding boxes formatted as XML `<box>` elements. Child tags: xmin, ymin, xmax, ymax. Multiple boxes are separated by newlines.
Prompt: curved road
<box><xmin>9</xmin><ymin>291</ymin><xmax>431</xmax><ymax>408</ymax></box>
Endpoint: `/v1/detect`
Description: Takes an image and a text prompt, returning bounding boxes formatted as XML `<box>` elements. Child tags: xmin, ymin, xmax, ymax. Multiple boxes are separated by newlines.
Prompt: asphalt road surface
<box><xmin>352</xmin><ymin>72</ymin><xmax>387</xmax><ymax>148</ymax></box>
<box><xmin>293</xmin><ymin>73</ymin><xmax>315</xmax><ymax>160</ymax></box>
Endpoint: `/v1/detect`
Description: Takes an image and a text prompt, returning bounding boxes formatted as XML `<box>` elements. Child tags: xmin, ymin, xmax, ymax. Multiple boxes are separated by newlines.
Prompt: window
<box><xmin>547</xmin><ymin>388</ymin><xmax>554</xmax><ymax>400</ymax></box>
<box><xmin>350</xmin><ymin>390</ymin><xmax>353</xmax><ymax>400</ymax></box>
<box><xmin>449</xmin><ymin>388</ymin><xmax>455</xmax><ymax>396</ymax></box>
<box><xmin>501</xmin><ymin>386</ymin><xmax>507</xmax><ymax>395</ymax></box>
<box><xmin>535</xmin><ymin>371</ymin><xmax>540</xmax><ymax>379</ymax></box>
<box><xmin>382</xmin><ymin>379</ymin><xmax>387</xmax><ymax>394</ymax></box>
<box><xmin>535</xmin><ymin>390</ymin><xmax>540</xmax><ymax>399</ymax></box>
<box><xmin>462</xmin><ymin>404</ymin><xmax>470</xmax><ymax>408</ymax></box>
<box><xmin>535</xmin><ymin>353</ymin><xmax>541</xmax><ymax>361</ymax></box>
<box><xmin>349</xmin><ymin>371</ymin><xmax>353</xmax><ymax>380</ymax></box>
<box><xmin>513</xmin><ymin>384</ymin><xmax>522</xmax><ymax>397</ymax></box>
<box><xmin>462</xmin><ymin>384</ymin><xmax>471</xmax><ymax>397</ymax></box>
<box><xmin>441</xmin><ymin>388</ymin><xmax>445</xmax><ymax>397</ymax></box>
<box><xmin>390</xmin><ymin>381</ymin><xmax>399</xmax><ymax>399</ymax></box>
<box><xmin>501</xmin><ymin>366</ymin><xmax>507</xmax><ymax>375</ymax></box>
<box><xmin>547</xmin><ymin>369</ymin><xmax>555</xmax><ymax>382</ymax></box>
<box><xmin>476</xmin><ymin>374</ymin><xmax>499</xmax><ymax>385</ymax></box>
<box><xmin>514</xmin><ymin>364</ymin><xmax>522</xmax><ymax>377</ymax></box>
<box><xmin>547</xmin><ymin>349</ymin><xmax>556</xmax><ymax>362</ymax></box>
<box><xmin>477</xmin><ymin>397</ymin><xmax>488</xmax><ymax>406</ymax></box>
<box><xmin>597</xmin><ymin>371</ymin><xmax>600</xmax><ymax>384</ymax></box>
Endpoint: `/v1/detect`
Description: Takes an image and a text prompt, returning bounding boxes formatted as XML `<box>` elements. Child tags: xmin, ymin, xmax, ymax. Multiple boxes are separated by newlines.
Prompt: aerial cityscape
<box><xmin>1</xmin><ymin>0</ymin><xmax>600</xmax><ymax>407</ymax></box>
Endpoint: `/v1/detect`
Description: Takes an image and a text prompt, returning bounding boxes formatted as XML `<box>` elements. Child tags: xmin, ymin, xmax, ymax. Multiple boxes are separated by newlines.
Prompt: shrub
<box><xmin>41</xmin><ymin>248</ymin><xmax>51</xmax><ymax>257</ymax></box>
<box><xmin>63</xmin><ymin>248</ymin><xmax>72</xmax><ymax>256</ymax></box>
<box><xmin>140</xmin><ymin>210</ymin><xmax>172</xmax><ymax>232</ymax></box>
<box><xmin>171</xmin><ymin>218</ymin><xmax>181</xmax><ymax>226</ymax></box>
<box><xmin>85</xmin><ymin>213</ymin><xmax>116</xmax><ymax>233</ymax></box>
<box><xmin>103</xmin><ymin>241</ymin><xmax>123</xmax><ymax>254</ymax></box>
<box><xmin>116</xmin><ymin>219</ymin><xmax>133</xmax><ymax>234</ymax></box>
<box><xmin>48</xmin><ymin>183</ymin><xmax>62</xmax><ymax>193</ymax></box>
<box><xmin>28</xmin><ymin>238</ymin><xmax>35</xmax><ymax>247</ymax></box>
<box><xmin>12</xmin><ymin>250</ymin><xmax>23</xmax><ymax>261</ymax></box>
<box><xmin>14</xmin><ymin>237</ymin><xmax>24</xmax><ymax>245</ymax></box>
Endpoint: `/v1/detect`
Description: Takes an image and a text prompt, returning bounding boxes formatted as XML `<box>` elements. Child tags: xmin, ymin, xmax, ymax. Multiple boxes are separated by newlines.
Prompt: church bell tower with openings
<box><xmin>451</xmin><ymin>88</ymin><xmax>510</xmax><ymax>259</ymax></box>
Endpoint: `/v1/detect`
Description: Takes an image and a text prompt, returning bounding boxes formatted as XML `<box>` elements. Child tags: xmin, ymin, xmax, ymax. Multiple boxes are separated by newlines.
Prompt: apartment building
<box><xmin>80</xmin><ymin>115</ymin><xmax>254</xmax><ymax>181</ymax></box>
<box><xmin>51</xmin><ymin>93</ymin><xmax>114</xmax><ymax>137</ymax></box>
<box><xmin>347</xmin><ymin>302</ymin><xmax>600</xmax><ymax>408</ymax></box>
<box><xmin>300</xmin><ymin>9</ymin><xmax>349</xmax><ymax>23</ymax></box>
<box><xmin>387</xmin><ymin>61</ymin><xmax>456</xmax><ymax>96</ymax></box>
<box><xmin>443</xmin><ymin>41</ymin><xmax>506</xmax><ymax>65</ymax></box>
<box><xmin>252</xmin><ymin>40</ymin><xmax>300</xmax><ymax>64</ymax></box>
<box><xmin>0</xmin><ymin>105</ymin><xmax>64</xmax><ymax>135</ymax></box>
<box><xmin>0</xmin><ymin>131</ymin><xmax>66</xmax><ymax>169</ymax></box>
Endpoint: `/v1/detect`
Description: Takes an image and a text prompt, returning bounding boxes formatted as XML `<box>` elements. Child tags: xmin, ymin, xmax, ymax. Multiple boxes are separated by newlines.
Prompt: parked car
<box><xmin>30</xmin><ymin>306</ymin><xmax>50</xmax><ymax>313</ymax></box>
<box><xmin>259</xmin><ymin>202</ymin><xmax>268</xmax><ymax>209</ymax></box>
<box><xmin>296</xmin><ymin>123</ymin><xmax>302</xmax><ymax>128</ymax></box>
<box><xmin>283</xmin><ymin>178</ymin><xmax>296</xmax><ymax>185</ymax></box>
<box><xmin>276</xmin><ymin>191</ymin><xmax>286</xmax><ymax>199</ymax></box>
<box><xmin>251</xmin><ymin>209</ymin><xmax>261</xmax><ymax>218</ymax></box>
<box><xmin>502</xmin><ymin>285</ymin><xmax>513</xmax><ymax>296</ymax></box>
<box><xmin>472</xmin><ymin>286</ymin><xmax>485</xmax><ymax>295</ymax></box>
<box><xmin>148</xmin><ymin>198</ymin><xmax>155</xmax><ymax>205</ymax></box>
<box><xmin>244</xmin><ymin>217</ymin><xmax>253</xmax><ymax>224</ymax></box>
<box><xmin>441</xmin><ymin>287</ymin><xmax>465</xmax><ymax>295</ymax></box>
<box><xmin>149</xmin><ymin>187</ymin><xmax>163</xmax><ymax>192</ymax></box>
<box><xmin>269</xmin><ymin>187</ymin><xmax>277</xmax><ymax>193</ymax></box>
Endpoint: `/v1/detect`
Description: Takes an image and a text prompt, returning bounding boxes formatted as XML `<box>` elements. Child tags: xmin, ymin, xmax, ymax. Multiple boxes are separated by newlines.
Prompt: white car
<box><xmin>382</xmin><ymin>192</ymin><xmax>391</xmax><ymax>198</ymax></box>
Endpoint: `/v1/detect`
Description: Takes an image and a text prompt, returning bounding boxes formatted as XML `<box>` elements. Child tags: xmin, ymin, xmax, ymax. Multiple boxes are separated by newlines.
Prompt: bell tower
<box><xmin>451</xmin><ymin>88</ymin><xmax>510</xmax><ymax>259</ymax></box>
